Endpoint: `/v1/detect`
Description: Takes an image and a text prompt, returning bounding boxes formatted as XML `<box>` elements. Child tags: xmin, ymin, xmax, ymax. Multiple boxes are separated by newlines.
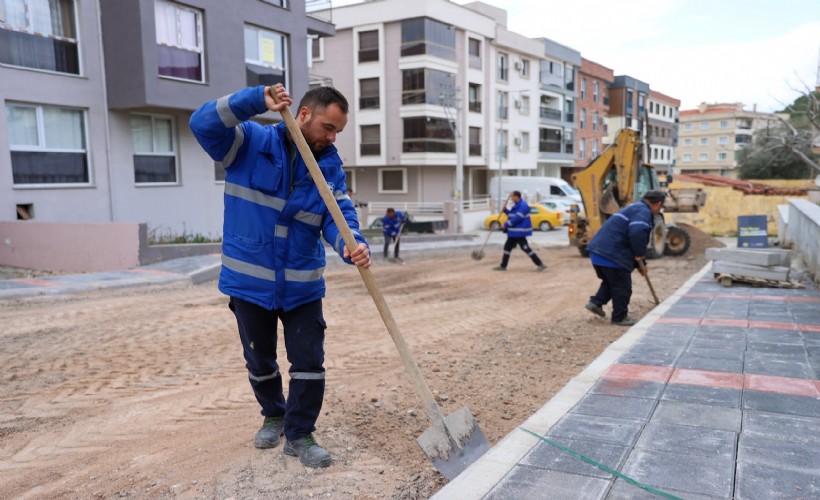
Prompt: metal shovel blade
<box><xmin>471</xmin><ymin>249</ymin><xmax>485</xmax><ymax>261</ymax></box>
<box><xmin>416</xmin><ymin>406</ymin><xmax>490</xmax><ymax>480</ymax></box>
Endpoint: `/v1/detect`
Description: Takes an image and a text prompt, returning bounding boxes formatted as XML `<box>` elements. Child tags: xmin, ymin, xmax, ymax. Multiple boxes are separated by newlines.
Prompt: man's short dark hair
<box><xmin>298</xmin><ymin>86</ymin><xmax>349</xmax><ymax>114</ymax></box>
<box><xmin>643</xmin><ymin>190</ymin><xmax>667</xmax><ymax>203</ymax></box>
<box><xmin>512</xmin><ymin>190</ymin><xmax>522</xmax><ymax>197</ymax></box>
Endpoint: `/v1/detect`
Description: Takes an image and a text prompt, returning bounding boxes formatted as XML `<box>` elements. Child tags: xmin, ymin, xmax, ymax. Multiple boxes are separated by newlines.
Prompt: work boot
<box><xmin>284</xmin><ymin>434</ymin><xmax>332</xmax><ymax>468</ymax></box>
<box><xmin>254</xmin><ymin>416</ymin><xmax>285</xmax><ymax>448</ymax></box>
<box><xmin>535</xmin><ymin>264</ymin><xmax>547</xmax><ymax>272</ymax></box>
<box><xmin>585</xmin><ymin>302</ymin><xmax>605</xmax><ymax>318</ymax></box>
<box><xmin>612</xmin><ymin>316</ymin><xmax>639</xmax><ymax>326</ymax></box>
<box><xmin>492</xmin><ymin>266</ymin><xmax>506</xmax><ymax>271</ymax></box>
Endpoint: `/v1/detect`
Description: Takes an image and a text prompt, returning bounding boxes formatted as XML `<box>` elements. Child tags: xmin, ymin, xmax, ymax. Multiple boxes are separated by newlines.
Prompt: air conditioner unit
<box><xmin>514</xmin><ymin>137</ymin><xmax>521</xmax><ymax>146</ymax></box>
<box><xmin>514</xmin><ymin>99</ymin><xmax>522</xmax><ymax>109</ymax></box>
<box><xmin>514</xmin><ymin>61</ymin><xmax>521</xmax><ymax>71</ymax></box>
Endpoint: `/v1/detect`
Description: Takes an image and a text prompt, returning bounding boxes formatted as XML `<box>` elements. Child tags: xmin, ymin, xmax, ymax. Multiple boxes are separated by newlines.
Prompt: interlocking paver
<box><xmin>651</xmin><ymin>401</ymin><xmax>741</xmax><ymax>432</ymax></box>
<box><xmin>548</xmin><ymin>414</ymin><xmax>644</xmax><ymax>446</ymax></box>
<box><xmin>620</xmin><ymin>449</ymin><xmax>735</xmax><ymax>498</ymax></box>
<box><xmin>570</xmin><ymin>394</ymin><xmax>657</xmax><ymax>421</ymax></box>
<box><xmin>634</xmin><ymin>421</ymin><xmax>736</xmax><ymax>458</ymax></box>
<box><xmin>738</xmin><ymin>432</ymin><xmax>820</xmax><ymax>470</ymax></box>
<box><xmin>485</xmin><ymin>466</ymin><xmax>611</xmax><ymax>500</ymax></box>
<box><xmin>660</xmin><ymin>384</ymin><xmax>741</xmax><ymax>408</ymax></box>
<box><xmin>588</xmin><ymin>378</ymin><xmax>665</xmax><ymax>400</ymax></box>
<box><xmin>742</xmin><ymin>411</ymin><xmax>820</xmax><ymax>445</ymax></box>
<box><xmin>521</xmin><ymin>438</ymin><xmax>630</xmax><ymax>479</ymax></box>
<box><xmin>742</xmin><ymin>391</ymin><xmax>820</xmax><ymax>417</ymax></box>
<box><xmin>734</xmin><ymin>462</ymin><xmax>820</xmax><ymax>499</ymax></box>
<box><xmin>744</xmin><ymin>352</ymin><xmax>815</xmax><ymax>378</ymax></box>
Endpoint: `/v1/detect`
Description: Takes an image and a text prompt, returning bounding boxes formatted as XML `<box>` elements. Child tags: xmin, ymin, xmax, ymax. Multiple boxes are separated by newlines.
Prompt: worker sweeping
<box><xmin>584</xmin><ymin>190</ymin><xmax>666</xmax><ymax>326</ymax></box>
<box><xmin>382</xmin><ymin>208</ymin><xmax>407</xmax><ymax>262</ymax></box>
<box><xmin>493</xmin><ymin>190</ymin><xmax>547</xmax><ymax>272</ymax></box>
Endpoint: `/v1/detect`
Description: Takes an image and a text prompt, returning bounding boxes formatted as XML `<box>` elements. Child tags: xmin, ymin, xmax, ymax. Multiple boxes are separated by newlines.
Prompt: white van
<box><xmin>488</xmin><ymin>176</ymin><xmax>583</xmax><ymax>204</ymax></box>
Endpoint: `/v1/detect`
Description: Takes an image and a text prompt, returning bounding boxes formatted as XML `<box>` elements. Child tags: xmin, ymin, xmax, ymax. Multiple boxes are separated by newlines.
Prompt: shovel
<box><xmin>272</xmin><ymin>89</ymin><xmax>489</xmax><ymax>479</ymax></box>
<box><xmin>637</xmin><ymin>260</ymin><xmax>660</xmax><ymax>305</ymax></box>
<box><xmin>471</xmin><ymin>195</ymin><xmax>511</xmax><ymax>261</ymax></box>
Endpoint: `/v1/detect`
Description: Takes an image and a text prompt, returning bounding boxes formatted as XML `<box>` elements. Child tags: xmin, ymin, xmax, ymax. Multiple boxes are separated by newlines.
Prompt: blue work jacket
<box><xmin>190</xmin><ymin>86</ymin><xmax>366</xmax><ymax>311</ymax></box>
<box><xmin>587</xmin><ymin>200</ymin><xmax>655</xmax><ymax>271</ymax></box>
<box><xmin>382</xmin><ymin>210</ymin><xmax>406</xmax><ymax>237</ymax></box>
<box><xmin>503</xmin><ymin>199</ymin><xmax>533</xmax><ymax>238</ymax></box>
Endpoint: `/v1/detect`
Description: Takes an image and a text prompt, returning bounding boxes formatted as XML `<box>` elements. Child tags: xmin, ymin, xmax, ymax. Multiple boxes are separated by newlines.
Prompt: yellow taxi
<box><xmin>484</xmin><ymin>203</ymin><xmax>564</xmax><ymax>232</ymax></box>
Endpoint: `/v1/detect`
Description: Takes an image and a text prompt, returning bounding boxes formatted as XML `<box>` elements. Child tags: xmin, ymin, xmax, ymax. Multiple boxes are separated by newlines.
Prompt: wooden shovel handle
<box><xmin>271</xmin><ymin>90</ymin><xmax>445</xmax><ymax>425</ymax></box>
<box><xmin>637</xmin><ymin>260</ymin><xmax>660</xmax><ymax>305</ymax></box>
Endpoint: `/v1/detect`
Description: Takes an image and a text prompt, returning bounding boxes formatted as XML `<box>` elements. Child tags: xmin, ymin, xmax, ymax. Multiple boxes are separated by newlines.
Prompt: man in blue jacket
<box><xmin>585</xmin><ymin>190</ymin><xmax>666</xmax><ymax>326</ymax></box>
<box><xmin>382</xmin><ymin>208</ymin><xmax>407</xmax><ymax>261</ymax></box>
<box><xmin>493</xmin><ymin>191</ymin><xmax>547</xmax><ymax>272</ymax></box>
<box><xmin>190</xmin><ymin>84</ymin><xmax>370</xmax><ymax>468</ymax></box>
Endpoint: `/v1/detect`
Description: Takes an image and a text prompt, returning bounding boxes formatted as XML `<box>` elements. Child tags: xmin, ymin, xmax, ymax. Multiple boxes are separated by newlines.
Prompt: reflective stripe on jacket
<box><xmin>190</xmin><ymin>86</ymin><xmax>366</xmax><ymax>311</ymax></box>
<box><xmin>503</xmin><ymin>199</ymin><xmax>533</xmax><ymax>238</ymax></box>
<box><xmin>586</xmin><ymin>200</ymin><xmax>654</xmax><ymax>270</ymax></box>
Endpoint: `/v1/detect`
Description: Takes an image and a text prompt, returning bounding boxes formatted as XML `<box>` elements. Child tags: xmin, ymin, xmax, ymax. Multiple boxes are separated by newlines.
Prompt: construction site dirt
<box><xmin>0</xmin><ymin>225</ymin><xmax>723</xmax><ymax>499</ymax></box>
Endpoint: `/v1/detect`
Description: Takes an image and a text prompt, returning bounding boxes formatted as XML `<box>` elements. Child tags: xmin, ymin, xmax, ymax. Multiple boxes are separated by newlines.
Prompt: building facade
<box><xmin>1</xmin><ymin>0</ymin><xmax>332</xmax><ymax>237</ymax></box>
<box><xmin>574</xmin><ymin>57</ymin><xmax>613</xmax><ymax>172</ymax></box>
<box><xmin>606</xmin><ymin>75</ymin><xmax>650</xmax><ymax>143</ymax></box>
<box><xmin>536</xmin><ymin>37</ymin><xmax>579</xmax><ymax>181</ymax></box>
<box><xmin>677</xmin><ymin>102</ymin><xmax>775</xmax><ymax>178</ymax></box>
<box><xmin>646</xmin><ymin>90</ymin><xmax>680</xmax><ymax>175</ymax></box>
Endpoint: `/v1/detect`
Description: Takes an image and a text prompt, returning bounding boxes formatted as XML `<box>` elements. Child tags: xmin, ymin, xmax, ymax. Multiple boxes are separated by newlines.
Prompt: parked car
<box><xmin>484</xmin><ymin>203</ymin><xmax>563</xmax><ymax>232</ymax></box>
<box><xmin>539</xmin><ymin>198</ymin><xmax>584</xmax><ymax>225</ymax></box>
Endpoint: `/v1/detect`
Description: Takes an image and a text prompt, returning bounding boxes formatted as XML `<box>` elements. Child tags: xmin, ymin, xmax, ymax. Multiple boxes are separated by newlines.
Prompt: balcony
<box><xmin>539</xmin><ymin>141</ymin><xmax>562</xmax><ymax>153</ymax></box>
<box><xmin>540</xmin><ymin>108</ymin><xmax>562</xmax><ymax>121</ymax></box>
<box><xmin>306</xmin><ymin>0</ymin><xmax>332</xmax><ymax>23</ymax></box>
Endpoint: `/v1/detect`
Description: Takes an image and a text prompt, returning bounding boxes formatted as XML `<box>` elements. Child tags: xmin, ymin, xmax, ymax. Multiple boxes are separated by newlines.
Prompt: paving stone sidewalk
<box><xmin>436</xmin><ymin>264</ymin><xmax>820</xmax><ymax>499</ymax></box>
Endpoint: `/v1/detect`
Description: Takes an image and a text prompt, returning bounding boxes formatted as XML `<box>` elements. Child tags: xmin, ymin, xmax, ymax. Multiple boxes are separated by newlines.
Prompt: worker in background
<box><xmin>382</xmin><ymin>208</ymin><xmax>407</xmax><ymax>261</ymax></box>
<box><xmin>493</xmin><ymin>190</ymin><xmax>547</xmax><ymax>272</ymax></box>
<box><xmin>584</xmin><ymin>190</ymin><xmax>666</xmax><ymax>326</ymax></box>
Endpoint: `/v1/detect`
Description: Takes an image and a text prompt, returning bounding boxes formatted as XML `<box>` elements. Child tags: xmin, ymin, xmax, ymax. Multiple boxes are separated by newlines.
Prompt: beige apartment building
<box><xmin>677</xmin><ymin>102</ymin><xmax>777</xmax><ymax>178</ymax></box>
<box><xmin>646</xmin><ymin>90</ymin><xmax>680</xmax><ymax>175</ymax></box>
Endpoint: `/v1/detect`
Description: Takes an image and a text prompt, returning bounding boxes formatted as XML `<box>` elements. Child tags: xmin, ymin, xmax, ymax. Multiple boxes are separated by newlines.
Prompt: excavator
<box><xmin>568</xmin><ymin>128</ymin><xmax>707</xmax><ymax>258</ymax></box>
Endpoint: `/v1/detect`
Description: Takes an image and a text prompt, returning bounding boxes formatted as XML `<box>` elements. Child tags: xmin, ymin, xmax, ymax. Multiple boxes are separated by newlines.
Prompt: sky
<box><xmin>330</xmin><ymin>0</ymin><xmax>820</xmax><ymax>112</ymax></box>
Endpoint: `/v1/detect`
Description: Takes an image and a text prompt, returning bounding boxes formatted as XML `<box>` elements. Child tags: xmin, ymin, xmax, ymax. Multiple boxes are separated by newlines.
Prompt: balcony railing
<box><xmin>306</xmin><ymin>0</ymin><xmax>332</xmax><ymax>22</ymax></box>
<box><xmin>539</xmin><ymin>141</ymin><xmax>562</xmax><ymax>153</ymax></box>
<box><xmin>540</xmin><ymin>108</ymin><xmax>561</xmax><ymax>121</ymax></box>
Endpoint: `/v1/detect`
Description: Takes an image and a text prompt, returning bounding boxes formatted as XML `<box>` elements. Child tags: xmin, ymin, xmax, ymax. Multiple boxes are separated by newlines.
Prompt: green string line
<box><xmin>519</xmin><ymin>427</ymin><xmax>683</xmax><ymax>500</ymax></box>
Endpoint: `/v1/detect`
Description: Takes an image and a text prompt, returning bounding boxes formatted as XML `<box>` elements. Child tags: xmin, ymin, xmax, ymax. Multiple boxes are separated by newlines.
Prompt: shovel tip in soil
<box><xmin>416</xmin><ymin>406</ymin><xmax>490</xmax><ymax>480</ymax></box>
<box><xmin>471</xmin><ymin>250</ymin><xmax>484</xmax><ymax>261</ymax></box>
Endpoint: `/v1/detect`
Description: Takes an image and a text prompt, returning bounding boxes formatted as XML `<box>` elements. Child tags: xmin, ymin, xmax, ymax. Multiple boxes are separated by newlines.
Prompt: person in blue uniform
<box><xmin>190</xmin><ymin>83</ymin><xmax>370</xmax><ymax>468</ymax></box>
<box><xmin>382</xmin><ymin>208</ymin><xmax>407</xmax><ymax>261</ymax></box>
<box><xmin>493</xmin><ymin>191</ymin><xmax>547</xmax><ymax>272</ymax></box>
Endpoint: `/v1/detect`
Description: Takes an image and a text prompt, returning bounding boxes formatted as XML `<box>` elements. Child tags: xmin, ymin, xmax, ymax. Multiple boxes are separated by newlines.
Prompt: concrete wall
<box><xmin>666</xmin><ymin>179</ymin><xmax>814</xmax><ymax>236</ymax></box>
<box><xmin>0</xmin><ymin>221</ymin><xmax>141</xmax><ymax>272</ymax></box>
<box><xmin>784</xmin><ymin>199</ymin><xmax>820</xmax><ymax>281</ymax></box>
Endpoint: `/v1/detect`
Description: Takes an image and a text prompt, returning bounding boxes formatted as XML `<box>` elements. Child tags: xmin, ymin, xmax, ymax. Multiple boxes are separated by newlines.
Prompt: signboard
<box><xmin>737</xmin><ymin>215</ymin><xmax>768</xmax><ymax>248</ymax></box>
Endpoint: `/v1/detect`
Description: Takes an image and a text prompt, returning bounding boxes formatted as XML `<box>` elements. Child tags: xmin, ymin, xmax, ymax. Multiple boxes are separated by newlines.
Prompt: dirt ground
<box><xmin>0</xmin><ymin>225</ymin><xmax>722</xmax><ymax>499</ymax></box>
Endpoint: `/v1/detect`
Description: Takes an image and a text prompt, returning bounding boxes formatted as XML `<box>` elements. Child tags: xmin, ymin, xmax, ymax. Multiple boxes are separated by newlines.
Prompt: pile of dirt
<box><xmin>0</xmin><ymin>243</ymin><xmax>718</xmax><ymax>499</ymax></box>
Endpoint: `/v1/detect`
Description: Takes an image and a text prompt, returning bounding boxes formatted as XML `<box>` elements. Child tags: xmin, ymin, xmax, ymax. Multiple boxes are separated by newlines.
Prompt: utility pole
<box><xmin>440</xmin><ymin>86</ymin><xmax>463</xmax><ymax>233</ymax></box>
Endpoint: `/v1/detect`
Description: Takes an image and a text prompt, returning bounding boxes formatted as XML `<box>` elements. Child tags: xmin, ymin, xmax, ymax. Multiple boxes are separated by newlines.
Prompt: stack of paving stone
<box><xmin>706</xmin><ymin>247</ymin><xmax>796</xmax><ymax>286</ymax></box>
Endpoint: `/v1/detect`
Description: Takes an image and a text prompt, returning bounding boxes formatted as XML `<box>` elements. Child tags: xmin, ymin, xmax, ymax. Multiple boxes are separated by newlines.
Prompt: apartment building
<box><xmin>535</xmin><ymin>38</ymin><xmax>579</xmax><ymax>181</ymax></box>
<box><xmin>606</xmin><ymin>75</ymin><xmax>649</xmax><ymax>142</ymax></box>
<box><xmin>677</xmin><ymin>102</ymin><xmax>776</xmax><ymax>178</ymax></box>
<box><xmin>574</xmin><ymin>57</ymin><xmax>613</xmax><ymax>171</ymax></box>
<box><xmin>646</xmin><ymin>90</ymin><xmax>680</xmax><ymax>175</ymax></box>
<box><xmin>1</xmin><ymin>0</ymin><xmax>332</xmax><ymax>237</ymax></box>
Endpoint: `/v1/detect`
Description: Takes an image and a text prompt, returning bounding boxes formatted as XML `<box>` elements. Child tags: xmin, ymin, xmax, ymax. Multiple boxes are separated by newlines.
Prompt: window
<box><xmin>564</xmin><ymin>99</ymin><xmax>574</xmax><ymax>123</ymax></box>
<box><xmin>700</xmin><ymin>122</ymin><xmax>709</xmax><ymax>130</ymax></box>
<box><xmin>519</xmin><ymin>95</ymin><xmax>530</xmax><ymax>115</ymax></box>
<box><xmin>539</xmin><ymin>59</ymin><xmax>563</xmax><ymax>87</ymax></box>
<box><xmin>593</xmin><ymin>139</ymin><xmax>598</xmax><ymax>155</ymax></box>
<box><xmin>359</xmin><ymin>78</ymin><xmax>379</xmax><ymax>109</ymax></box>
<box><xmin>592</xmin><ymin>111</ymin><xmax>599</xmax><ymax>132</ymax></box>
<box><xmin>684</xmin><ymin>123</ymin><xmax>693</xmax><ymax>131</ymax></box>
<box><xmin>683</xmin><ymin>138</ymin><xmax>692</xmax><ymax>146</ymax></box>
<box><xmin>700</xmin><ymin>137</ymin><xmax>708</xmax><ymax>145</ymax></box>
<box><xmin>402</xmin><ymin>117</ymin><xmax>454</xmax><ymax>153</ymax></box>
<box><xmin>538</xmin><ymin>128</ymin><xmax>561</xmax><ymax>153</ymax></box>
<box><xmin>626</xmin><ymin>90</ymin><xmax>634</xmax><ymax>111</ymax></box>
<box><xmin>343</xmin><ymin>168</ymin><xmax>356</xmax><ymax>193</ymax></box>
<box><xmin>6</xmin><ymin>103</ymin><xmax>88</xmax><ymax>185</ymax></box>
<box><xmin>497</xmin><ymin>91</ymin><xmax>508</xmax><ymax>120</ymax></box>
<box><xmin>379</xmin><ymin>168</ymin><xmax>407</xmax><ymax>193</ymax></box>
<box><xmin>156</xmin><ymin>0</ymin><xmax>204</xmax><ymax>81</ymax></box>
<box><xmin>469</xmin><ymin>126</ymin><xmax>481</xmax><ymax>156</ymax></box>
<box><xmin>468</xmin><ymin>37</ymin><xmax>481</xmax><ymax>69</ymax></box>
<box><xmin>698</xmin><ymin>153</ymin><xmax>708</xmax><ymax>161</ymax></box>
<box><xmin>564</xmin><ymin>129</ymin><xmax>573</xmax><ymax>154</ymax></box>
<box><xmin>565</xmin><ymin>65</ymin><xmax>575</xmax><ymax>91</ymax></box>
<box><xmin>244</xmin><ymin>25</ymin><xmax>288</xmax><ymax>87</ymax></box>
<box><xmin>653</xmin><ymin>147</ymin><xmax>658</xmax><ymax>160</ymax></box>
<box><xmin>497</xmin><ymin>52</ymin><xmax>508</xmax><ymax>81</ymax></box>
<box><xmin>358</xmin><ymin>29</ymin><xmax>378</xmax><ymax>63</ymax></box>
<box><xmin>360</xmin><ymin>124</ymin><xmax>380</xmax><ymax>156</ymax></box>
<box><xmin>520</xmin><ymin>59</ymin><xmax>530</xmax><ymax>78</ymax></box>
<box><xmin>579</xmin><ymin>138</ymin><xmax>585</xmax><ymax>159</ymax></box>
<box><xmin>0</xmin><ymin>0</ymin><xmax>79</xmax><ymax>74</ymax></box>
<box><xmin>520</xmin><ymin>131</ymin><xmax>530</xmax><ymax>152</ymax></box>
<box><xmin>131</xmin><ymin>114</ymin><xmax>177</xmax><ymax>184</ymax></box>
<box><xmin>720</xmin><ymin>120</ymin><xmax>729</xmax><ymax>129</ymax></box>
<box><xmin>682</xmin><ymin>154</ymin><xmax>691</xmax><ymax>162</ymax></box>
<box><xmin>310</xmin><ymin>36</ymin><xmax>323</xmax><ymax>62</ymax></box>
<box><xmin>402</xmin><ymin>68</ymin><xmax>455</xmax><ymax>105</ymax></box>
<box><xmin>719</xmin><ymin>136</ymin><xmax>728</xmax><ymax>145</ymax></box>
<box><xmin>580</xmin><ymin>78</ymin><xmax>586</xmax><ymax>100</ymax></box>
<box><xmin>401</xmin><ymin>17</ymin><xmax>455</xmax><ymax>60</ymax></box>
<box><xmin>593</xmin><ymin>81</ymin><xmax>599</xmax><ymax>103</ymax></box>
<box><xmin>718</xmin><ymin>152</ymin><xmax>728</xmax><ymax>161</ymax></box>
<box><xmin>468</xmin><ymin>83</ymin><xmax>482</xmax><ymax>113</ymax></box>
<box><xmin>497</xmin><ymin>130</ymin><xmax>508</xmax><ymax>159</ymax></box>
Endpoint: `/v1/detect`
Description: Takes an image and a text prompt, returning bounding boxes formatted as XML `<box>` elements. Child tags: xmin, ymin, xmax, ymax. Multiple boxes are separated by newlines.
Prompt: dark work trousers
<box><xmin>500</xmin><ymin>236</ymin><xmax>544</xmax><ymax>268</ymax></box>
<box><xmin>383</xmin><ymin>235</ymin><xmax>400</xmax><ymax>258</ymax></box>
<box><xmin>229</xmin><ymin>297</ymin><xmax>326</xmax><ymax>442</ymax></box>
<box><xmin>590</xmin><ymin>264</ymin><xmax>633</xmax><ymax>323</ymax></box>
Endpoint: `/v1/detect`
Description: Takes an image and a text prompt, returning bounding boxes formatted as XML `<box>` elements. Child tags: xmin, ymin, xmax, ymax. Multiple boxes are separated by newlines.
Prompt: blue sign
<box><xmin>737</xmin><ymin>215</ymin><xmax>768</xmax><ymax>248</ymax></box>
